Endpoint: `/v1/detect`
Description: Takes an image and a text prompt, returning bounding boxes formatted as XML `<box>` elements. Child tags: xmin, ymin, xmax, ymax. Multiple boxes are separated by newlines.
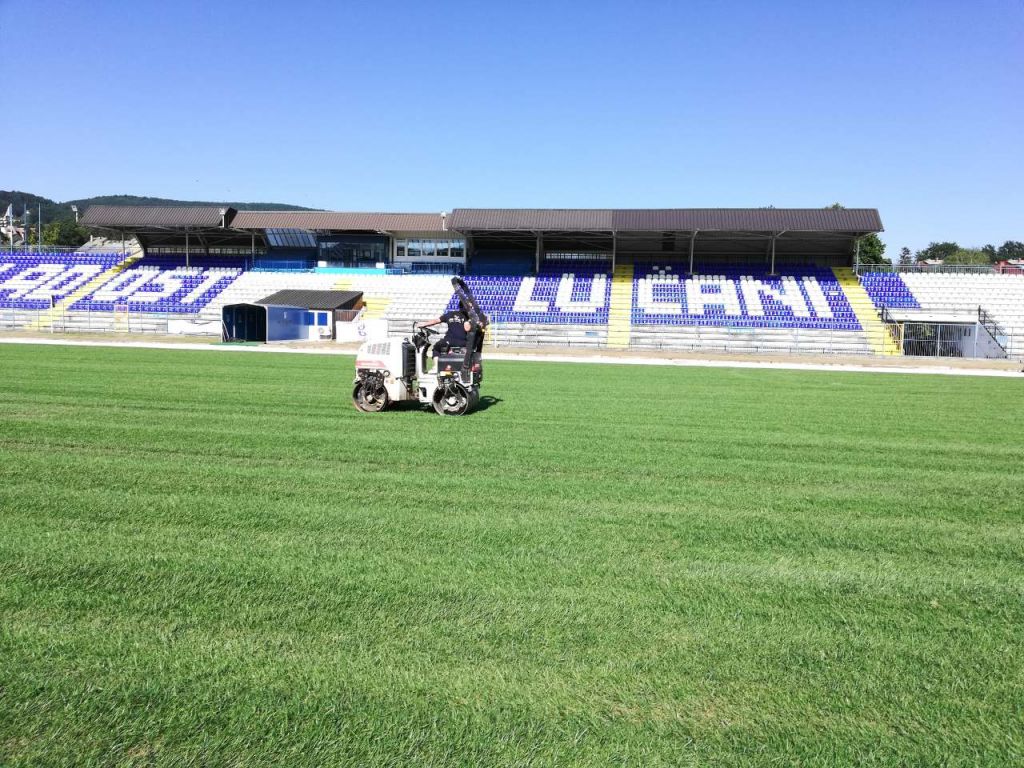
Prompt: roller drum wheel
<box><xmin>432</xmin><ymin>382</ymin><xmax>476</xmax><ymax>416</ymax></box>
<box><xmin>353</xmin><ymin>381</ymin><xmax>389</xmax><ymax>413</ymax></box>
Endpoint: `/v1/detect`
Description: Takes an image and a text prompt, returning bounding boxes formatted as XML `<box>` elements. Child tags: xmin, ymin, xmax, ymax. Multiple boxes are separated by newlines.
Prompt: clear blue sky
<box><xmin>2</xmin><ymin>0</ymin><xmax>1021</xmax><ymax>253</ymax></box>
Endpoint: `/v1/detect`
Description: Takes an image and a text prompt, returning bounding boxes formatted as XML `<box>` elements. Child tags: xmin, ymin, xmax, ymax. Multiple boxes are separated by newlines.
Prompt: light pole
<box><xmin>71</xmin><ymin>205</ymin><xmax>79</xmax><ymax>223</ymax></box>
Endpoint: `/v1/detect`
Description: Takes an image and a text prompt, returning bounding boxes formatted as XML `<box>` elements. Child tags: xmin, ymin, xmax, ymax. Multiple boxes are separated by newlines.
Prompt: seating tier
<box><xmin>0</xmin><ymin>252</ymin><xmax>124</xmax><ymax>309</ymax></box>
<box><xmin>71</xmin><ymin>266</ymin><xmax>242</xmax><ymax>314</ymax></box>
<box><xmin>898</xmin><ymin>272</ymin><xmax>1024</xmax><ymax>356</ymax></box>
<box><xmin>631</xmin><ymin>265</ymin><xmax>861</xmax><ymax>331</ymax></box>
<box><xmin>198</xmin><ymin>271</ymin><xmax>343</xmax><ymax>321</ymax></box>
<box><xmin>453</xmin><ymin>261</ymin><xmax>612</xmax><ymax>325</ymax></box>
<box><xmin>858</xmin><ymin>272</ymin><xmax>920</xmax><ymax>309</ymax></box>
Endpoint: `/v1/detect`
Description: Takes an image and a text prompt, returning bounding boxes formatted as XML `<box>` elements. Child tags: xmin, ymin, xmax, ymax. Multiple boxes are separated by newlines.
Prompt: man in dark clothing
<box><xmin>417</xmin><ymin>303</ymin><xmax>471</xmax><ymax>357</ymax></box>
<box><xmin>417</xmin><ymin>302</ymin><xmax>485</xmax><ymax>384</ymax></box>
<box><xmin>420</xmin><ymin>280</ymin><xmax>488</xmax><ymax>381</ymax></box>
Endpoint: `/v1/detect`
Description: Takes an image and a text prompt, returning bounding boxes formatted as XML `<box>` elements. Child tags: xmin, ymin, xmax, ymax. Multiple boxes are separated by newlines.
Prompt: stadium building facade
<box><xmin>0</xmin><ymin>205</ymin><xmax>1020</xmax><ymax>360</ymax></box>
<box><xmin>76</xmin><ymin>205</ymin><xmax>882</xmax><ymax>274</ymax></box>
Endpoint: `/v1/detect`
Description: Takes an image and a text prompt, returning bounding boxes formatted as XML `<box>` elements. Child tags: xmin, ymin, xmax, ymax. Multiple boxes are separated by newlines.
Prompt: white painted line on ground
<box><xmin>486</xmin><ymin>353</ymin><xmax>1024</xmax><ymax>377</ymax></box>
<box><xmin>0</xmin><ymin>336</ymin><xmax>1020</xmax><ymax>378</ymax></box>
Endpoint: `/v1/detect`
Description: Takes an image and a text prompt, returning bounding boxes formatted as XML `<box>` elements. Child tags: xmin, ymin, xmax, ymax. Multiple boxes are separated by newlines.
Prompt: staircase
<box><xmin>333</xmin><ymin>276</ymin><xmax>391</xmax><ymax>319</ymax></box>
<box><xmin>833</xmin><ymin>268</ymin><xmax>901</xmax><ymax>356</ymax></box>
<box><xmin>43</xmin><ymin>253</ymin><xmax>142</xmax><ymax>330</ymax></box>
<box><xmin>606</xmin><ymin>259</ymin><xmax>634</xmax><ymax>348</ymax></box>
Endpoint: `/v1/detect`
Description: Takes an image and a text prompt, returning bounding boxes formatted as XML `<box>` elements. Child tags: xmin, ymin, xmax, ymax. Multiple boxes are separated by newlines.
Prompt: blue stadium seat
<box><xmin>630</xmin><ymin>264</ymin><xmax>863</xmax><ymax>331</ymax></box>
<box><xmin>0</xmin><ymin>251</ymin><xmax>123</xmax><ymax>310</ymax></box>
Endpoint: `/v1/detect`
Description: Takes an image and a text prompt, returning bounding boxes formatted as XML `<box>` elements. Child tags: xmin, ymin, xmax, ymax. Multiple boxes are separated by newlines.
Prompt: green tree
<box><xmin>944</xmin><ymin>248</ymin><xmax>990</xmax><ymax>265</ymax></box>
<box><xmin>982</xmin><ymin>244</ymin><xmax>997</xmax><ymax>262</ymax></box>
<box><xmin>857</xmin><ymin>233</ymin><xmax>888</xmax><ymax>265</ymax></box>
<box><xmin>898</xmin><ymin>247</ymin><xmax>913</xmax><ymax>266</ymax></box>
<box><xmin>42</xmin><ymin>218</ymin><xmax>89</xmax><ymax>247</ymax></box>
<box><xmin>915</xmin><ymin>241</ymin><xmax>959</xmax><ymax>262</ymax></box>
<box><xmin>996</xmin><ymin>240</ymin><xmax>1024</xmax><ymax>261</ymax></box>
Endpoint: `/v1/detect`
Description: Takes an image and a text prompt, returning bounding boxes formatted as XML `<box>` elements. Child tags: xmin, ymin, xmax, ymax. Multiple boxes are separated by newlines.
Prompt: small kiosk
<box><xmin>222</xmin><ymin>290</ymin><xmax>363</xmax><ymax>343</ymax></box>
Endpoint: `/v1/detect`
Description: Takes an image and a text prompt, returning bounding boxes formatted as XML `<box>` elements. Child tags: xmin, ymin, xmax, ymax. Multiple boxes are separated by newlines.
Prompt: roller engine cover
<box><xmin>436</xmin><ymin>350</ymin><xmax>483</xmax><ymax>383</ymax></box>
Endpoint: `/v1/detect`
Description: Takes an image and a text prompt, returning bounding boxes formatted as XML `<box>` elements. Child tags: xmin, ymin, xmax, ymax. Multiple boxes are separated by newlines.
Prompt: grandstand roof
<box><xmin>232</xmin><ymin>211</ymin><xmax>446</xmax><ymax>232</ymax></box>
<box><xmin>448</xmin><ymin>208</ymin><xmax>883</xmax><ymax>233</ymax></box>
<box><xmin>257</xmin><ymin>289</ymin><xmax>363</xmax><ymax>310</ymax></box>
<box><xmin>81</xmin><ymin>205</ymin><xmax>235</xmax><ymax>228</ymax></box>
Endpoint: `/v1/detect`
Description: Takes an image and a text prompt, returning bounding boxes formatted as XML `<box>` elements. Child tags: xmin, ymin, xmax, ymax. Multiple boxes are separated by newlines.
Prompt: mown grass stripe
<box><xmin>0</xmin><ymin>343</ymin><xmax>1021</xmax><ymax>767</ymax></box>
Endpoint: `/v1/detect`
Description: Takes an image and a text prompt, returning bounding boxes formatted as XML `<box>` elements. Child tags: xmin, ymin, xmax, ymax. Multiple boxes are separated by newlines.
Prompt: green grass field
<box><xmin>1</xmin><ymin>343</ymin><xmax>1021</xmax><ymax>767</ymax></box>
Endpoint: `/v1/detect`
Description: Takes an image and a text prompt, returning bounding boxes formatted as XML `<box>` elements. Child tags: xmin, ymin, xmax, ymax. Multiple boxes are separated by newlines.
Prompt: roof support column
<box><xmin>185</xmin><ymin>231</ymin><xmax>190</xmax><ymax>269</ymax></box>
<box><xmin>769</xmin><ymin>233</ymin><xmax>777</xmax><ymax>276</ymax></box>
<box><xmin>612</xmin><ymin>231</ymin><xmax>617</xmax><ymax>271</ymax></box>
<box><xmin>688</xmin><ymin>230</ymin><xmax>698</xmax><ymax>275</ymax></box>
<box><xmin>854</xmin><ymin>237</ymin><xmax>861</xmax><ymax>273</ymax></box>
<box><xmin>535</xmin><ymin>232</ymin><xmax>543</xmax><ymax>274</ymax></box>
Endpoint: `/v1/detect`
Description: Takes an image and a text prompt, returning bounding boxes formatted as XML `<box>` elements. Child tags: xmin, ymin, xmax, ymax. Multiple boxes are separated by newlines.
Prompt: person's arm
<box><xmin>416</xmin><ymin>317</ymin><xmax>443</xmax><ymax>329</ymax></box>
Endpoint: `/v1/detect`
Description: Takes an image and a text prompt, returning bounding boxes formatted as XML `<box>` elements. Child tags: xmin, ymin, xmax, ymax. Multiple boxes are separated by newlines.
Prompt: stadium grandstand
<box><xmin>0</xmin><ymin>204</ymin><xmax>1020</xmax><ymax>360</ymax></box>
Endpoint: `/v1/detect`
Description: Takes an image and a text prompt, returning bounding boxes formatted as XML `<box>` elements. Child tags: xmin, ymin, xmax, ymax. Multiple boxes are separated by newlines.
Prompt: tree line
<box><xmin>825</xmin><ymin>204</ymin><xmax>1020</xmax><ymax>266</ymax></box>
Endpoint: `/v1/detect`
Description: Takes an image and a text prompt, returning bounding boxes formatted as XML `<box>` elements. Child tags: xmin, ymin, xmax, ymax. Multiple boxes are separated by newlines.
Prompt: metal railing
<box><xmin>1</xmin><ymin>245</ymin><xmax>125</xmax><ymax>254</ymax></box>
<box><xmin>876</xmin><ymin>303</ymin><xmax>1017</xmax><ymax>359</ymax></box>
<box><xmin>485</xmin><ymin>317</ymin><xmax>877</xmax><ymax>356</ymax></box>
<box><xmin>977</xmin><ymin>308</ymin><xmax>1009</xmax><ymax>354</ymax></box>
<box><xmin>5</xmin><ymin>304</ymin><xmax>1020</xmax><ymax>361</ymax></box>
<box><xmin>855</xmin><ymin>263</ymin><xmax>998</xmax><ymax>275</ymax></box>
<box><xmin>391</xmin><ymin>261</ymin><xmax>465</xmax><ymax>275</ymax></box>
<box><xmin>0</xmin><ymin>308</ymin><xmax>220</xmax><ymax>336</ymax></box>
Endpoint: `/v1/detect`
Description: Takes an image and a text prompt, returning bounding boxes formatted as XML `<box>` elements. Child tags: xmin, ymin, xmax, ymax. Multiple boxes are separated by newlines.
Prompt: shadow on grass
<box><xmin>355</xmin><ymin>395</ymin><xmax>503</xmax><ymax>416</ymax></box>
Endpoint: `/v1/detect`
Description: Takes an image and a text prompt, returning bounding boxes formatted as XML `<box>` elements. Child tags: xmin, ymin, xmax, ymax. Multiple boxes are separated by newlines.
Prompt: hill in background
<box><xmin>1</xmin><ymin>191</ymin><xmax>319</xmax><ymax>224</ymax></box>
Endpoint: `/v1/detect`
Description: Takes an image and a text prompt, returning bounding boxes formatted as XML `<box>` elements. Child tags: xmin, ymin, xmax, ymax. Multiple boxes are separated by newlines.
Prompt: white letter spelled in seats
<box><xmin>91</xmin><ymin>269</ymin><xmax>154</xmax><ymax>302</ymax></box>
<box><xmin>740</xmin><ymin>278</ymin><xmax>811</xmax><ymax>317</ymax></box>
<box><xmin>801</xmin><ymin>277</ymin><xmax>835</xmax><ymax>318</ymax></box>
<box><xmin>637</xmin><ymin>275</ymin><xmax>683</xmax><ymax>314</ymax></box>
<box><xmin>685</xmin><ymin>277</ymin><xmax>742</xmax><ymax>315</ymax></box>
<box><xmin>512</xmin><ymin>277</ymin><xmax>550</xmax><ymax>312</ymax></box>
<box><xmin>2</xmin><ymin>264</ymin><xmax>67</xmax><ymax>299</ymax></box>
<box><xmin>129</xmin><ymin>270</ymin><xmax>186</xmax><ymax>303</ymax></box>
<box><xmin>180</xmin><ymin>270</ymin><xmax>239</xmax><ymax>306</ymax></box>
<box><xmin>25</xmin><ymin>264</ymin><xmax>103</xmax><ymax>300</ymax></box>
<box><xmin>554</xmin><ymin>274</ymin><xmax>606</xmax><ymax>313</ymax></box>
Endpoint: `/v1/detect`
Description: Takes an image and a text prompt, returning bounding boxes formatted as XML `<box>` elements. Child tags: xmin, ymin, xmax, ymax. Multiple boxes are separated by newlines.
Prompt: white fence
<box><xmin>0</xmin><ymin>308</ymin><xmax>221</xmax><ymax>336</ymax></box>
<box><xmin>4</xmin><ymin>307</ymin><xmax>1020</xmax><ymax>360</ymax></box>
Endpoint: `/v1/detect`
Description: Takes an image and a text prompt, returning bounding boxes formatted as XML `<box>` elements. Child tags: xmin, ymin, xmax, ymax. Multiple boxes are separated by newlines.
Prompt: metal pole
<box><xmin>770</xmin><ymin>235</ymin><xmax>777</xmax><ymax>276</ymax></box>
<box><xmin>186</xmin><ymin>231</ymin><xmax>190</xmax><ymax>268</ymax></box>
<box><xmin>38</xmin><ymin>203</ymin><xmax>42</xmax><ymax>252</ymax></box>
<box><xmin>688</xmin><ymin>230</ymin><xmax>697</xmax><ymax>275</ymax></box>
<box><xmin>611</xmin><ymin>231</ymin><xmax>616</xmax><ymax>272</ymax></box>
